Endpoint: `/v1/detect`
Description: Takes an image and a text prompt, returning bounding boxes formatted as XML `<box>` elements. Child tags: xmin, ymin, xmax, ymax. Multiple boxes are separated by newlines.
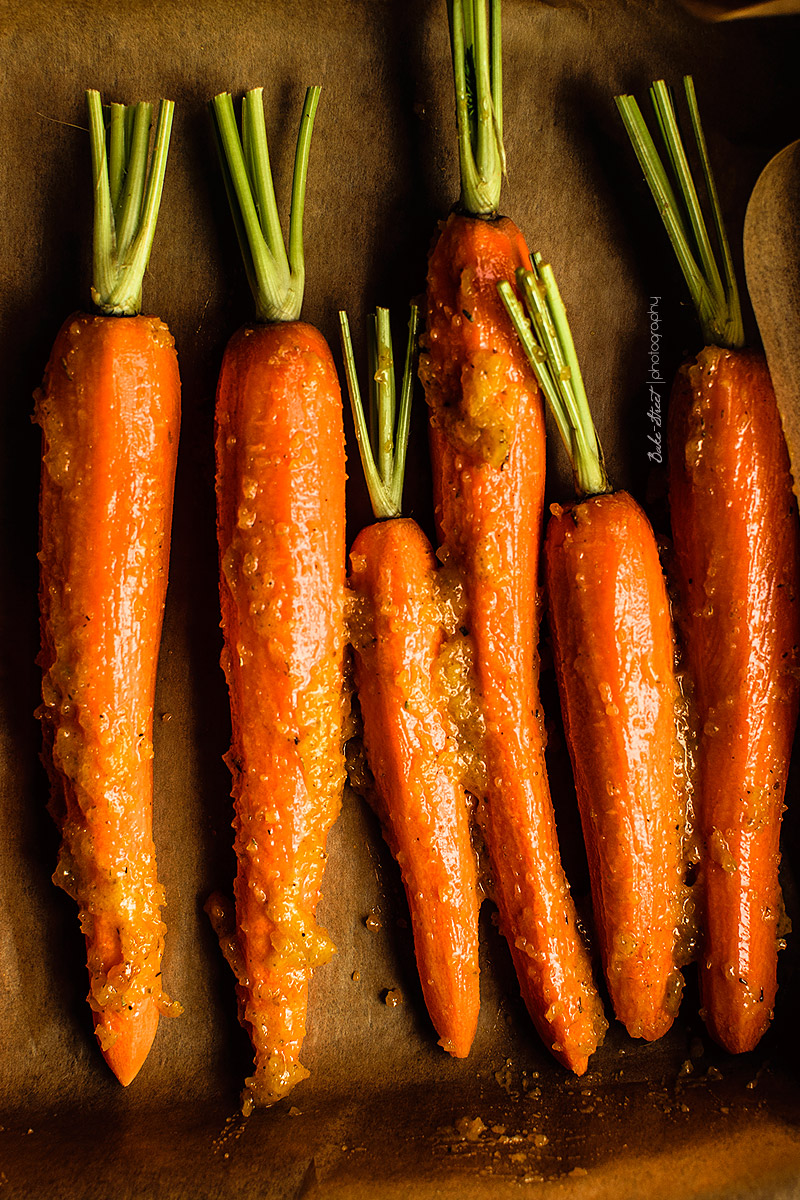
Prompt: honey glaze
<box><xmin>433</xmin><ymin>553</ymin><xmax>488</xmax><ymax>805</ymax></box>
<box><xmin>345</xmin><ymin>547</ymin><xmax>493</xmax><ymax>898</ymax></box>
<box><xmin>661</xmin><ymin>537</ymin><xmax>703</xmax><ymax>973</ymax></box>
<box><xmin>419</xmin><ymin>214</ymin><xmax>534</xmax><ymax>469</ymax></box>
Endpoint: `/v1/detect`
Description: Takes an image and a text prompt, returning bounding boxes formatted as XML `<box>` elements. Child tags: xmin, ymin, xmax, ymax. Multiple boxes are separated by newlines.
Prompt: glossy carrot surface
<box><xmin>36</xmin><ymin>312</ymin><xmax>181</xmax><ymax>1086</ymax></box>
<box><xmin>212</xmin><ymin>320</ymin><xmax>346</xmax><ymax>1109</ymax></box>
<box><xmin>669</xmin><ymin>346</ymin><xmax>800</xmax><ymax>1053</ymax></box>
<box><xmin>422</xmin><ymin>214</ymin><xmax>607</xmax><ymax>1074</ymax></box>
<box><xmin>545</xmin><ymin>491</ymin><xmax>686</xmax><ymax>1041</ymax></box>
<box><xmin>349</xmin><ymin>517</ymin><xmax>480</xmax><ymax>1058</ymax></box>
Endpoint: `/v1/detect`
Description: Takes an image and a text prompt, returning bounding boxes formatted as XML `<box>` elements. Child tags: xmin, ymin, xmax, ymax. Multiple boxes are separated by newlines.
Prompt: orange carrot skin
<box><xmin>214</xmin><ymin>320</ymin><xmax>346</xmax><ymax>1109</ymax></box>
<box><xmin>35</xmin><ymin>312</ymin><xmax>181</xmax><ymax>1086</ymax></box>
<box><xmin>545</xmin><ymin>491</ymin><xmax>685</xmax><ymax>1041</ymax></box>
<box><xmin>349</xmin><ymin>517</ymin><xmax>481</xmax><ymax>1058</ymax></box>
<box><xmin>669</xmin><ymin>346</ymin><xmax>800</xmax><ymax>1054</ymax></box>
<box><xmin>422</xmin><ymin>213</ymin><xmax>607</xmax><ymax>1074</ymax></box>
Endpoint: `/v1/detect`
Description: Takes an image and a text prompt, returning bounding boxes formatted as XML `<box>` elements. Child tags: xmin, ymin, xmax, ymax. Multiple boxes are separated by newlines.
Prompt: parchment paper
<box><xmin>2</xmin><ymin>1</ymin><xmax>800</xmax><ymax>1196</ymax></box>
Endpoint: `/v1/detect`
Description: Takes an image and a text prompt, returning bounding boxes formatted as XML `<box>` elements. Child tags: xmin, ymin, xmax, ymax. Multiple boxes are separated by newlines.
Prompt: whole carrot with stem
<box><xmin>420</xmin><ymin>0</ymin><xmax>606</xmax><ymax>1073</ymax></box>
<box><xmin>35</xmin><ymin>90</ymin><xmax>181</xmax><ymax>1086</ymax></box>
<box><xmin>341</xmin><ymin>304</ymin><xmax>481</xmax><ymax>1058</ymax></box>
<box><xmin>500</xmin><ymin>262</ymin><xmax>688</xmax><ymax>1042</ymax></box>
<box><xmin>206</xmin><ymin>86</ymin><xmax>346</xmax><ymax>1111</ymax></box>
<box><xmin>616</xmin><ymin>77</ymin><xmax>800</xmax><ymax>1053</ymax></box>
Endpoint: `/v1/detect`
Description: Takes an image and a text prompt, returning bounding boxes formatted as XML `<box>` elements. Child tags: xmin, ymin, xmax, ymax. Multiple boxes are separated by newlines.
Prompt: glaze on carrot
<box><xmin>502</xmin><ymin>263</ymin><xmax>687</xmax><ymax>1041</ymax></box>
<box><xmin>617</xmin><ymin>78</ymin><xmax>800</xmax><ymax>1052</ymax></box>
<box><xmin>341</xmin><ymin>307</ymin><xmax>480</xmax><ymax>1057</ymax></box>
<box><xmin>207</xmin><ymin>87</ymin><xmax>346</xmax><ymax>1111</ymax></box>
<box><xmin>420</xmin><ymin>0</ymin><xmax>606</xmax><ymax>1074</ymax></box>
<box><xmin>35</xmin><ymin>90</ymin><xmax>181</xmax><ymax>1086</ymax></box>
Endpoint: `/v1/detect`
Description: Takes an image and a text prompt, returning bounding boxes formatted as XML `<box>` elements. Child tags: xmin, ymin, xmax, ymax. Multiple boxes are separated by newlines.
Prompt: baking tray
<box><xmin>2</xmin><ymin>1</ymin><xmax>800</xmax><ymax>1195</ymax></box>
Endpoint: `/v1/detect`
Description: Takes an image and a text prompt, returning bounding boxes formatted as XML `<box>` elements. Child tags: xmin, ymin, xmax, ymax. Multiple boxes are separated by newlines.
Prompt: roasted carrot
<box><xmin>501</xmin><ymin>263</ymin><xmax>687</xmax><ymax>1042</ymax></box>
<box><xmin>207</xmin><ymin>86</ymin><xmax>346</xmax><ymax>1111</ymax></box>
<box><xmin>35</xmin><ymin>90</ymin><xmax>181</xmax><ymax>1086</ymax></box>
<box><xmin>617</xmin><ymin>78</ymin><xmax>800</xmax><ymax>1052</ymax></box>
<box><xmin>341</xmin><ymin>306</ymin><xmax>480</xmax><ymax>1057</ymax></box>
<box><xmin>419</xmin><ymin>0</ymin><xmax>606</xmax><ymax>1073</ymax></box>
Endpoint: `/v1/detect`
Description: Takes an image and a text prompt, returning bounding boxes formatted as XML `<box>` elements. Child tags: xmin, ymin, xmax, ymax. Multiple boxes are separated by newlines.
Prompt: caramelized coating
<box><xmin>669</xmin><ymin>346</ymin><xmax>800</xmax><ymax>1053</ymax></box>
<box><xmin>421</xmin><ymin>213</ymin><xmax>607</xmax><ymax>1074</ymax></box>
<box><xmin>545</xmin><ymin>492</ymin><xmax>687</xmax><ymax>1041</ymax></box>
<box><xmin>36</xmin><ymin>312</ymin><xmax>181</xmax><ymax>1085</ymax></box>
<box><xmin>349</xmin><ymin>517</ymin><xmax>481</xmax><ymax>1058</ymax></box>
<box><xmin>214</xmin><ymin>321</ymin><xmax>346</xmax><ymax>1109</ymax></box>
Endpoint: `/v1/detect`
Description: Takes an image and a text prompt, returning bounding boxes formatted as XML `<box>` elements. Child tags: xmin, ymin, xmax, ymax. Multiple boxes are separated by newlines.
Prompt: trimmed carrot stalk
<box><xmin>342</xmin><ymin>307</ymin><xmax>480</xmax><ymax>1058</ymax></box>
<box><xmin>669</xmin><ymin>347</ymin><xmax>800</xmax><ymax>1052</ymax></box>
<box><xmin>35</xmin><ymin>92</ymin><xmax>181</xmax><ymax>1086</ymax></box>
<box><xmin>208</xmin><ymin>87</ymin><xmax>346</xmax><ymax>1110</ymax></box>
<box><xmin>501</xmin><ymin>262</ymin><xmax>687</xmax><ymax>1041</ymax></box>
<box><xmin>616</xmin><ymin>77</ymin><xmax>800</xmax><ymax>1052</ymax></box>
<box><xmin>421</xmin><ymin>0</ymin><xmax>606</xmax><ymax>1074</ymax></box>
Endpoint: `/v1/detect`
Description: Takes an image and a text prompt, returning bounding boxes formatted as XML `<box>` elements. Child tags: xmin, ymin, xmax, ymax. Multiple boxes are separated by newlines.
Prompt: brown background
<box><xmin>2</xmin><ymin>0</ymin><xmax>800</xmax><ymax>1195</ymax></box>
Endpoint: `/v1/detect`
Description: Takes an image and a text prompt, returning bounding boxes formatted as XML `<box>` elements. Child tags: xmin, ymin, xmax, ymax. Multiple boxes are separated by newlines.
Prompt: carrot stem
<box><xmin>339</xmin><ymin>305</ymin><xmax>419</xmax><ymax>520</ymax></box>
<box><xmin>683</xmin><ymin>77</ymin><xmax>742</xmax><ymax>347</ymax></box>
<box><xmin>210</xmin><ymin>86</ymin><xmax>320</xmax><ymax>323</ymax></box>
<box><xmin>498</xmin><ymin>262</ymin><xmax>608</xmax><ymax>497</ymax></box>
<box><xmin>242</xmin><ymin>89</ymin><xmax>286</xmax><ymax>282</ymax></box>
<box><xmin>614</xmin><ymin>77</ymin><xmax>744</xmax><ymax>351</ymax></box>
<box><xmin>287</xmin><ymin>89</ymin><xmax>319</xmax><ymax>286</ymax></box>
<box><xmin>108</xmin><ymin>103</ymin><xmax>127</xmax><ymax>215</ymax></box>
<box><xmin>114</xmin><ymin>102</ymin><xmax>151</xmax><ymax>262</ymax></box>
<box><xmin>375</xmin><ymin>308</ymin><xmax>396</xmax><ymax>489</ymax></box>
<box><xmin>448</xmin><ymin>0</ymin><xmax>505</xmax><ymax>216</ymax></box>
<box><xmin>87</xmin><ymin>90</ymin><xmax>174</xmax><ymax>317</ymax></box>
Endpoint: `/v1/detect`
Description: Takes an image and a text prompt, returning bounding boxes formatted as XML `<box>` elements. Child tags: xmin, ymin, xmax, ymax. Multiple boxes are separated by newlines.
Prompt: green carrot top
<box><xmin>210</xmin><ymin>86</ymin><xmax>320</xmax><ymax>324</ymax></box>
<box><xmin>499</xmin><ymin>261</ymin><xmax>609</xmax><ymax>499</ymax></box>
<box><xmin>615</xmin><ymin>76</ymin><xmax>744</xmax><ymax>351</ymax></box>
<box><xmin>338</xmin><ymin>305</ymin><xmax>419</xmax><ymax>520</ymax></box>
<box><xmin>449</xmin><ymin>0</ymin><xmax>505</xmax><ymax>217</ymax></box>
<box><xmin>87</xmin><ymin>90</ymin><xmax>174</xmax><ymax>317</ymax></box>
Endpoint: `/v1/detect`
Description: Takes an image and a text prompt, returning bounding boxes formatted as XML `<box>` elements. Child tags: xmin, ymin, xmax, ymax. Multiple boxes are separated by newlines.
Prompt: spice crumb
<box><xmin>455</xmin><ymin>1116</ymin><xmax>486</xmax><ymax>1142</ymax></box>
